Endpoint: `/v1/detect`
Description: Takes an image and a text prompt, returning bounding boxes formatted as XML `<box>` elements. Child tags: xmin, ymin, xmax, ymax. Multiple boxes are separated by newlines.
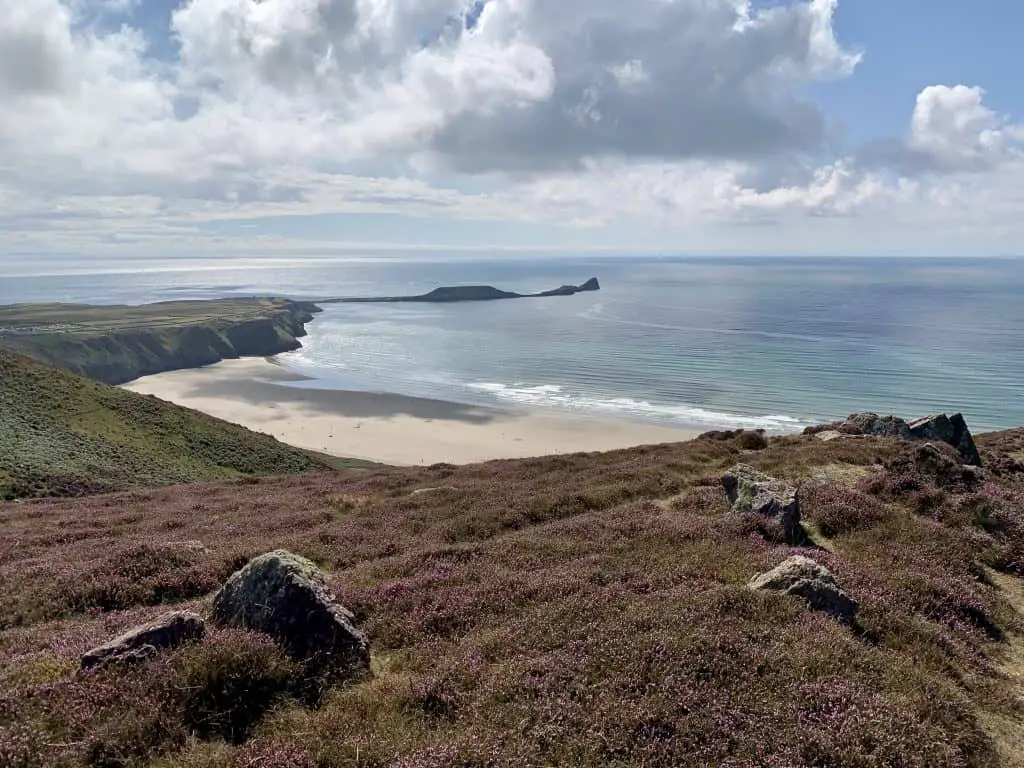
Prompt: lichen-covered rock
<box><xmin>908</xmin><ymin>413</ymin><xmax>982</xmax><ymax>467</ymax></box>
<box><xmin>842</xmin><ymin>413</ymin><xmax>912</xmax><ymax>438</ymax></box>
<box><xmin>212</xmin><ymin>550</ymin><xmax>370</xmax><ymax>676</ymax></box>
<box><xmin>82</xmin><ymin>611</ymin><xmax>206</xmax><ymax>670</ymax></box>
<box><xmin>749</xmin><ymin>556</ymin><xmax>859</xmax><ymax>624</ymax></box>
<box><xmin>721</xmin><ymin>464</ymin><xmax>802</xmax><ymax>544</ymax></box>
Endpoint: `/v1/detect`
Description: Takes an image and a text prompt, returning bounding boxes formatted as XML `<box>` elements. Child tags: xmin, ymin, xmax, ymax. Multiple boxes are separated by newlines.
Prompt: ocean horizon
<box><xmin>3</xmin><ymin>254</ymin><xmax>1022</xmax><ymax>434</ymax></box>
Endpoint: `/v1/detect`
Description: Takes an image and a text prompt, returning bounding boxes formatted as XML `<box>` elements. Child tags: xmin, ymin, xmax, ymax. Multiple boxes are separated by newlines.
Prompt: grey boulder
<box><xmin>212</xmin><ymin>550</ymin><xmax>370</xmax><ymax>676</ymax></box>
<box><xmin>907</xmin><ymin>413</ymin><xmax>982</xmax><ymax>467</ymax></box>
<box><xmin>842</xmin><ymin>412</ymin><xmax>912</xmax><ymax>438</ymax></box>
<box><xmin>749</xmin><ymin>555</ymin><xmax>859</xmax><ymax>624</ymax></box>
<box><xmin>82</xmin><ymin>611</ymin><xmax>206</xmax><ymax>670</ymax></box>
<box><xmin>722</xmin><ymin>464</ymin><xmax>803</xmax><ymax>545</ymax></box>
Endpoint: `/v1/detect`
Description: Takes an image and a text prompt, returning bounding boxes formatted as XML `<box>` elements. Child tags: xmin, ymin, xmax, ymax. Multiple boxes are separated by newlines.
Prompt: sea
<box><xmin>2</xmin><ymin>255</ymin><xmax>1022</xmax><ymax>433</ymax></box>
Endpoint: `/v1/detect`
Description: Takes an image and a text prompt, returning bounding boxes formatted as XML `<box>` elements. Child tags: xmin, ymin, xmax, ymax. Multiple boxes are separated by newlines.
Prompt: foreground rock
<box><xmin>212</xmin><ymin>550</ymin><xmax>370</xmax><ymax>676</ymax></box>
<box><xmin>82</xmin><ymin>611</ymin><xmax>206</xmax><ymax>670</ymax></box>
<box><xmin>749</xmin><ymin>556</ymin><xmax>859</xmax><ymax>624</ymax></box>
<box><xmin>805</xmin><ymin>411</ymin><xmax>982</xmax><ymax>466</ymax></box>
<box><xmin>908</xmin><ymin>442</ymin><xmax>987</xmax><ymax>489</ymax></box>
<box><xmin>722</xmin><ymin>464</ymin><xmax>803</xmax><ymax>544</ymax></box>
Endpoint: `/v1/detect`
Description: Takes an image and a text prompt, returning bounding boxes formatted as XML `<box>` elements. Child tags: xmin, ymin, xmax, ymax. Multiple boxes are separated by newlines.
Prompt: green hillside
<box><xmin>0</xmin><ymin>350</ymin><xmax>370</xmax><ymax>500</ymax></box>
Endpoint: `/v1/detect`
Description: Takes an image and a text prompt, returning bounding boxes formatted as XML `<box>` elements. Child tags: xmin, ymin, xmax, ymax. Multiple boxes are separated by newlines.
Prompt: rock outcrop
<box><xmin>721</xmin><ymin>464</ymin><xmax>803</xmax><ymax>544</ymax></box>
<box><xmin>749</xmin><ymin>556</ymin><xmax>859</xmax><ymax>624</ymax></box>
<box><xmin>81</xmin><ymin>611</ymin><xmax>206</xmax><ymax>670</ymax></box>
<box><xmin>907</xmin><ymin>414</ymin><xmax>982</xmax><ymax>467</ymax></box>
<box><xmin>212</xmin><ymin>550</ymin><xmax>370</xmax><ymax>676</ymax></box>
<box><xmin>805</xmin><ymin>412</ymin><xmax>982</xmax><ymax>466</ymax></box>
<box><xmin>840</xmin><ymin>412</ymin><xmax>912</xmax><ymax>438</ymax></box>
<box><xmin>534</xmin><ymin>277</ymin><xmax>601</xmax><ymax>297</ymax></box>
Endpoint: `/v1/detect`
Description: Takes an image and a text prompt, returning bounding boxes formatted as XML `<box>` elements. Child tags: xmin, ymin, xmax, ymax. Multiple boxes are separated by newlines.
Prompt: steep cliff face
<box><xmin>2</xmin><ymin>300</ymin><xmax>319</xmax><ymax>385</ymax></box>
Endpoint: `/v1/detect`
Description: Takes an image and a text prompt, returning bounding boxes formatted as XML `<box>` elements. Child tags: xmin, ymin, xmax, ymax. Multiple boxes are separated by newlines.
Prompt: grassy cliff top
<box><xmin>2</xmin><ymin>426</ymin><xmax>1024</xmax><ymax>765</ymax></box>
<box><xmin>0</xmin><ymin>297</ymin><xmax>322</xmax><ymax>385</ymax></box>
<box><xmin>0</xmin><ymin>297</ymin><xmax>308</xmax><ymax>337</ymax></box>
<box><xmin>0</xmin><ymin>349</ymin><xmax>371</xmax><ymax>500</ymax></box>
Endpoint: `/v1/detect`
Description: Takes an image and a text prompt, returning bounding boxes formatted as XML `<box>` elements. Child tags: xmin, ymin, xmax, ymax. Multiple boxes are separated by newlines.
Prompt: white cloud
<box><xmin>608</xmin><ymin>60</ymin><xmax>649</xmax><ymax>91</ymax></box>
<box><xmin>0</xmin><ymin>0</ymin><xmax>1022</xmax><ymax>257</ymax></box>
<box><xmin>164</xmin><ymin>0</ymin><xmax>863</xmax><ymax>170</ymax></box>
<box><xmin>908</xmin><ymin>85</ymin><xmax>1024</xmax><ymax>172</ymax></box>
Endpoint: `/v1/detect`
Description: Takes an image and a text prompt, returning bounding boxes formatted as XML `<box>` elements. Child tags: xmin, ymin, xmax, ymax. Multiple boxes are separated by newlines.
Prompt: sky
<box><xmin>1</xmin><ymin>0</ymin><xmax>1022</xmax><ymax>260</ymax></box>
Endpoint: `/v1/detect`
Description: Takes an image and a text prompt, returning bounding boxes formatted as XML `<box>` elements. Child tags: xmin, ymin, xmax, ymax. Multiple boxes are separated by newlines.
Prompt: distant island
<box><xmin>322</xmin><ymin>277</ymin><xmax>600</xmax><ymax>304</ymax></box>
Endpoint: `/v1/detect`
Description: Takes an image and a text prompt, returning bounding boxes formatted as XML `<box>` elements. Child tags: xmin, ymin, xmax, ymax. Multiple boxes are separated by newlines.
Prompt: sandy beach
<box><xmin>122</xmin><ymin>357</ymin><xmax>701</xmax><ymax>466</ymax></box>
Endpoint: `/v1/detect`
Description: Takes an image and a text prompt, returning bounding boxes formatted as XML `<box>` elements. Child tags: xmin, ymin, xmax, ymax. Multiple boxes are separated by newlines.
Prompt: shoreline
<box><xmin>121</xmin><ymin>357</ymin><xmax>703</xmax><ymax>466</ymax></box>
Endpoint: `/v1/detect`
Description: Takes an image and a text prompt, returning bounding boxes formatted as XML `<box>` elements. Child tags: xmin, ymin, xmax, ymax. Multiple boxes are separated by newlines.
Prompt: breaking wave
<box><xmin>466</xmin><ymin>382</ymin><xmax>806</xmax><ymax>432</ymax></box>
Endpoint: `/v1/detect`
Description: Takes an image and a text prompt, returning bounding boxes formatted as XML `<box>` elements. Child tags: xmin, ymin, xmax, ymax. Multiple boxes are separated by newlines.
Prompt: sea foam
<box><xmin>467</xmin><ymin>382</ymin><xmax>805</xmax><ymax>432</ymax></box>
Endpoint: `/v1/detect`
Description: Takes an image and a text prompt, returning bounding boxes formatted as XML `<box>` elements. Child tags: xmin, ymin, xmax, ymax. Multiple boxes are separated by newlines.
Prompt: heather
<box><xmin>0</xmin><ymin>350</ymin><xmax>377</xmax><ymax>501</ymax></box>
<box><xmin>2</xmin><ymin>429</ymin><xmax>1024</xmax><ymax>765</ymax></box>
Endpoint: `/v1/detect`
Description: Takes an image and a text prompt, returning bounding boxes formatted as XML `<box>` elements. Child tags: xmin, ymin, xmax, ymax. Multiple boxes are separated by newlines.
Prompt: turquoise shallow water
<box><xmin>2</xmin><ymin>256</ymin><xmax>1022</xmax><ymax>432</ymax></box>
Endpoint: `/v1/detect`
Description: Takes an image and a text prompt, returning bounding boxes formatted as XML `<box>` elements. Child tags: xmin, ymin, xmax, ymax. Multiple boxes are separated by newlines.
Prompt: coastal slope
<box><xmin>0</xmin><ymin>350</ymin><xmax>372</xmax><ymax>500</ymax></box>
<box><xmin>3</xmin><ymin>424</ymin><xmax>1024</xmax><ymax>765</ymax></box>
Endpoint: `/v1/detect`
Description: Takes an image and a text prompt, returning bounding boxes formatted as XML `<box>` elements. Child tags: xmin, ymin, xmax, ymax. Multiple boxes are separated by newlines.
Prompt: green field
<box><xmin>0</xmin><ymin>349</ymin><xmax>376</xmax><ymax>500</ymax></box>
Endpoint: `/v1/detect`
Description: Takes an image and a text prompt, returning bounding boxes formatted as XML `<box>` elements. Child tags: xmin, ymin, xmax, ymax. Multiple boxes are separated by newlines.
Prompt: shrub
<box><xmin>977</xmin><ymin>482</ymin><xmax>1024</xmax><ymax>575</ymax></box>
<box><xmin>174</xmin><ymin>630</ymin><xmax>302</xmax><ymax>744</ymax></box>
<box><xmin>3</xmin><ymin>661</ymin><xmax>185</xmax><ymax>767</ymax></box>
<box><xmin>51</xmin><ymin>543</ymin><xmax>219</xmax><ymax>617</ymax></box>
<box><xmin>86</xmin><ymin>706</ymin><xmax>186</xmax><ymax>768</ymax></box>
<box><xmin>803</xmin><ymin>485</ymin><xmax>890</xmax><ymax>537</ymax></box>
<box><xmin>736</xmin><ymin>431</ymin><xmax>769</xmax><ymax>451</ymax></box>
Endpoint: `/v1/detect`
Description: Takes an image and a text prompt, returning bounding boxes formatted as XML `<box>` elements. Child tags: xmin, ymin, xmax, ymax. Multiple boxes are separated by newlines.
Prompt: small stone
<box><xmin>411</xmin><ymin>486</ymin><xmax>460</xmax><ymax>496</ymax></box>
<box><xmin>82</xmin><ymin>611</ymin><xmax>206</xmax><ymax>670</ymax></box>
<box><xmin>749</xmin><ymin>555</ymin><xmax>859</xmax><ymax>624</ymax></box>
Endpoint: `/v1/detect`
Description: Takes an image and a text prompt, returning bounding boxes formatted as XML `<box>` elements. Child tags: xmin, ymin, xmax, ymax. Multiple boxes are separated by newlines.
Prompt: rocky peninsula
<box><xmin>322</xmin><ymin>277</ymin><xmax>601</xmax><ymax>304</ymax></box>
